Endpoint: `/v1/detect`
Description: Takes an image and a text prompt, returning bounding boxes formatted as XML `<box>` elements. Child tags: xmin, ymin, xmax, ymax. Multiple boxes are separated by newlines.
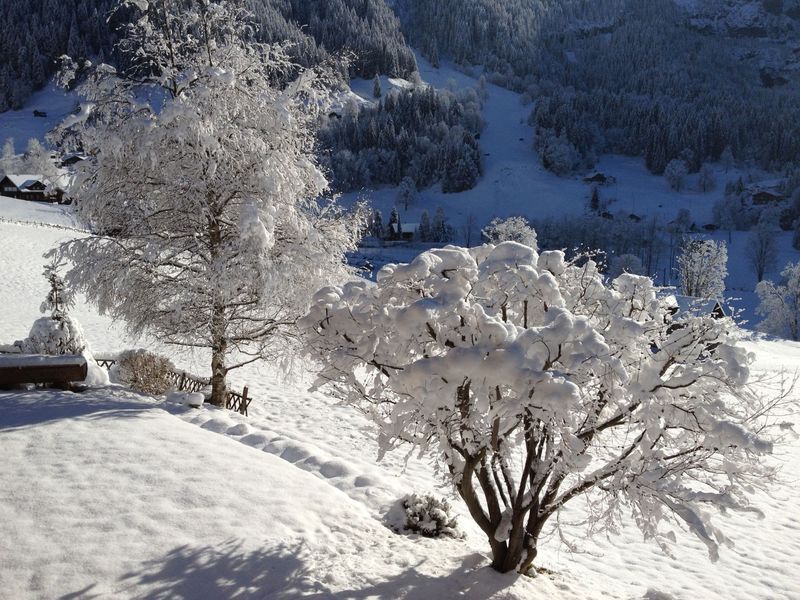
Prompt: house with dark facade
<box><xmin>0</xmin><ymin>174</ymin><xmax>50</xmax><ymax>200</ymax></box>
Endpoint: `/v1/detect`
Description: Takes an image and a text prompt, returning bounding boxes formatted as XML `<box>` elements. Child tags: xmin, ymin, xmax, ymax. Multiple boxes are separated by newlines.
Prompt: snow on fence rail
<box><xmin>0</xmin><ymin>216</ymin><xmax>87</xmax><ymax>234</ymax></box>
<box><xmin>94</xmin><ymin>357</ymin><xmax>252</xmax><ymax>416</ymax></box>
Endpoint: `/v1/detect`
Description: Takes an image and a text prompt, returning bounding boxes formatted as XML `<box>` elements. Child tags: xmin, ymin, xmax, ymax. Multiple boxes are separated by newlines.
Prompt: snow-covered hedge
<box><xmin>112</xmin><ymin>350</ymin><xmax>175</xmax><ymax>395</ymax></box>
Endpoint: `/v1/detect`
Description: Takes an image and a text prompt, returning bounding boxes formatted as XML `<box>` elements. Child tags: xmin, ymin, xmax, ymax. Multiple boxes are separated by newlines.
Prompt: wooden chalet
<box><xmin>0</xmin><ymin>174</ymin><xmax>50</xmax><ymax>201</ymax></box>
<box><xmin>59</xmin><ymin>153</ymin><xmax>88</xmax><ymax>168</ymax></box>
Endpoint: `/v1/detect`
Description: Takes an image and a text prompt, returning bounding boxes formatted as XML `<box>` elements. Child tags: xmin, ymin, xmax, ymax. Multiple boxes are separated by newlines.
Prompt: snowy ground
<box><xmin>2</xmin><ymin>195</ymin><xmax>800</xmax><ymax>599</ymax></box>
<box><xmin>0</xmin><ymin>84</ymin><xmax>79</xmax><ymax>153</ymax></box>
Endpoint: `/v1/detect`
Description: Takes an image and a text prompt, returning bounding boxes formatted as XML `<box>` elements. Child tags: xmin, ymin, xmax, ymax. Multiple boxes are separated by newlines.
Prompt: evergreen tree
<box><xmin>387</xmin><ymin>205</ymin><xmax>402</xmax><ymax>240</ymax></box>
<box><xmin>418</xmin><ymin>209</ymin><xmax>431</xmax><ymax>242</ymax></box>
<box><xmin>371</xmin><ymin>209</ymin><xmax>384</xmax><ymax>239</ymax></box>
<box><xmin>397</xmin><ymin>176</ymin><xmax>416</xmax><ymax>210</ymax></box>
<box><xmin>373</xmin><ymin>75</ymin><xmax>382</xmax><ymax>99</ymax></box>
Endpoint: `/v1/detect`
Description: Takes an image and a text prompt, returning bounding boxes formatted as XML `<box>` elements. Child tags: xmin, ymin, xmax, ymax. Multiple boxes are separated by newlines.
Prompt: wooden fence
<box><xmin>95</xmin><ymin>357</ymin><xmax>252</xmax><ymax>416</ymax></box>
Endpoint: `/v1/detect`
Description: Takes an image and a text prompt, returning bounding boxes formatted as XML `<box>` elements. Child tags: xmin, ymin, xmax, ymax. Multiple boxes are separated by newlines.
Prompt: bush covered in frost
<box><xmin>400</xmin><ymin>493</ymin><xmax>460</xmax><ymax>538</ymax></box>
<box><xmin>302</xmin><ymin>241</ymin><xmax>775</xmax><ymax>573</ymax></box>
<box><xmin>112</xmin><ymin>349</ymin><xmax>175</xmax><ymax>395</ymax></box>
<box><xmin>17</xmin><ymin>316</ymin><xmax>86</xmax><ymax>355</ymax></box>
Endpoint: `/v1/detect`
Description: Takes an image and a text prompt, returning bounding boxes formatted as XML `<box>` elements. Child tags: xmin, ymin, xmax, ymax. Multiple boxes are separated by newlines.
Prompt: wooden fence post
<box><xmin>240</xmin><ymin>386</ymin><xmax>249</xmax><ymax>416</ymax></box>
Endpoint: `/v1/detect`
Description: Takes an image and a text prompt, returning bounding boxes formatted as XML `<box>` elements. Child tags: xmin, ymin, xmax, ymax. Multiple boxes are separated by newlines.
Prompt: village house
<box><xmin>0</xmin><ymin>174</ymin><xmax>63</xmax><ymax>202</ymax></box>
<box><xmin>751</xmin><ymin>189</ymin><xmax>784</xmax><ymax>205</ymax></box>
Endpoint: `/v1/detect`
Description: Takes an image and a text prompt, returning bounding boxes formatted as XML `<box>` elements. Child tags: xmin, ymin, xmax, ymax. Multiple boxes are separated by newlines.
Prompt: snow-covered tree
<box><xmin>0</xmin><ymin>138</ymin><xmax>18</xmax><ymax>174</ymax></box>
<box><xmin>17</xmin><ymin>261</ymin><xmax>85</xmax><ymax>356</ymax></box>
<box><xmin>461</xmin><ymin>213</ymin><xmax>478</xmax><ymax>247</ymax></box>
<box><xmin>301</xmin><ymin>243</ymin><xmax>773</xmax><ymax>573</ymax></box>
<box><xmin>55</xmin><ymin>0</ymin><xmax>359</xmax><ymax>406</ymax></box>
<box><xmin>371</xmin><ymin>210</ymin><xmax>384</xmax><ymax>239</ymax></box>
<box><xmin>481</xmin><ymin>216</ymin><xmax>538</xmax><ymax>249</ymax></box>
<box><xmin>537</xmin><ymin>129</ymin><xmax>579</xmax><ymax>176</ymax></box>
<box><xmin>720</xmin><ymin>146</ymin><xmax>735</xmax><ymax>172</ymax></box>
<box><xmin>756</xmin><ymin>262</ymin><xmax>800</xmax><ymax>340</ymax></box>
<box><xmin>21</xmin><ymin>138</ymin><xmax>59</xmax><ymax>182</ymax></box>
<box><xmin>747</xmin><ymin>223</ymin><xmax>778</xmax><ymax>283</ymax></box>
<box><xmin>664</xmin><ymin>159</ymin><xmax>689</xmax><ymax>191</ymax></box>
<box><xmin>698</xmin><ymin>164</ymin><xmax>716</xmax><ymax>192</ymax></box>
<box><xmin>372</xmin><ymin>74</ymin><xmax>382</xmax><ymax>99</ymax></box>
<box><xmin>397</xmin><ymin>176</ymin><xmax>416</xmax><ymax>211</ymax></box>
<box><xmin>431</xmin><ymin>206</ymin><xmax>453</xmax><ymax>243</ymax></box>
<box><xmin>418</xmin><ymin>209</ymin><xmax>431</xmax><ymax>242</ymax></box>
<box><xmin>678</xmin><ymin>239</ymin><xmax>728</xmax><ymax>298</ymax></box>
<box><xmin>386</xmin><ymin>206</ymin><xmax>402</xmax><ymax>240</ymax></box>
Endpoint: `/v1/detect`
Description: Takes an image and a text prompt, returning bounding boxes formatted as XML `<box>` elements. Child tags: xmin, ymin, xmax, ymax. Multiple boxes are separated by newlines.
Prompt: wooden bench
<box><xmin>0</xmin><ymin>354</ymin><xmax>88</xmax><ymax>390</ymax></box>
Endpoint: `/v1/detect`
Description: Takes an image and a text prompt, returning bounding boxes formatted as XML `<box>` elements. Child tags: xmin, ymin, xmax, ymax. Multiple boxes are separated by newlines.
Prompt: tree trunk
<box><xmin>209</xmin><ymin>300</ymin><xmax>227</xmax><ymax>407</ymax></box>
<box><xmin>207</xmin><ymin>207</ymin><xmax>227</xmax><ymax>407</ymax></box>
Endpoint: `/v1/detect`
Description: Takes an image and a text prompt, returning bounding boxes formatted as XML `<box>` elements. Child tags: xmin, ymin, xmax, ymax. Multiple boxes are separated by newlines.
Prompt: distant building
<box><xmin>663</xmin><ymin>293</ymin><xmax>727</xmax><ymax>320</ymax></box>
<box><xmin>0</xmin><ymin>174</ymin><xmax>67</xmax><ymax>202</ymax></box>
<box><xmin>751</xmin><ymin>190</ymin><xmax>784</xmax><ymax>205</ymax></box>
<box><xmin>0</xmin><ymin>174</ymin><xmax>49</xmax><ymax>201</ymax></box>
<box><xmin>583</xmin><ymin>172</ymin><xmax>615</xmax><ymax>185</ymax></box>
<box><xmin>59</xmin><ymin>153</ymin><xmax>88</xmax><ymax>168</ymax></box>
<box><xmin>387</xmin><ymin>222</ymin><xmax>419</xmax><ymax>242</ymax></box>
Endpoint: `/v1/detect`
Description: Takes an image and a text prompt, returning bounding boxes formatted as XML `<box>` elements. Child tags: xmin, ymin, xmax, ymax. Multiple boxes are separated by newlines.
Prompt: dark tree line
<box><xmin>0</xmin><ymin>0</ymin><xmax>417</xmax><ymax>111</ymax></box>
<box><xmin>320</xmin><ymin>85</ymin><xmax>483</xmax><ymax>192</ymax></box>
<box><xmin>529</xmin><ymin>1</ymin><xmax>800</xmax><ymax>174</ymax></box>
<box><xmin>397</xmin><ymin>0</ymin><xmax>800</xmax><ymax>174</ymax></box>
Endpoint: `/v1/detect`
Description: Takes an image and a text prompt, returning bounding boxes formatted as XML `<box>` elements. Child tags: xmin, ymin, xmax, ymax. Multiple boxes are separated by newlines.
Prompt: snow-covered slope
<box><xmin>0</xmin><ymin>84</ymin><xmax>79</xmax><ymax>153</ymax></box>
<box><xmin>2</xmin><ymin>201</ymin><xmax>800</xmax><ymax>599</ymax></box>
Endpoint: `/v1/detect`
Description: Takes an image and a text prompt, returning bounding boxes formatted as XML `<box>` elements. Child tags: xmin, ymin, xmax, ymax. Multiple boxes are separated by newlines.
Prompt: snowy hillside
<box><xmin>2</xmin><ymin>195</ymin><xmax>800</xmax><ymax>600</ymax></box>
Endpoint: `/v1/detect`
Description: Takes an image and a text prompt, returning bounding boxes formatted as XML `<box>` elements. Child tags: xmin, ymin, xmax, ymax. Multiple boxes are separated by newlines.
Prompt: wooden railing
<box><xmin>95</xmin><ymin>357</ymin><xmax>252</xmax><ymax>416</ymax></box>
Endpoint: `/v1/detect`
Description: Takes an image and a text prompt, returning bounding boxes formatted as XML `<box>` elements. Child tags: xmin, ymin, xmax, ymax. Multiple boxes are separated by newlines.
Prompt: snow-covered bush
<box><xmin>112</xmin><ymin>350</ymin><xmax>175</xmax><ymax>396</ymax></box>
<box><xmin>302</xmin><ymin>242</ymin><xmax>774</xmax><ymax>574</ymax></box>
<box><xmin>17</xmin><ymin>316</ymin><xmax>86</xmax><ymax>356</ymax></box>
<box><xmin>399</xmin><ymin>493</ymin><xmax>460</xmax><ymax>538</ymax></box>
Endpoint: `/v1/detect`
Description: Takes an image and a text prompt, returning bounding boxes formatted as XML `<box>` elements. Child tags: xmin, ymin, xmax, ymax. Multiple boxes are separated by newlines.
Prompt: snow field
<box><xmin>0</xmin><ymin>388</ymin><xmax>499</xmax><ymax>599</ymax></box>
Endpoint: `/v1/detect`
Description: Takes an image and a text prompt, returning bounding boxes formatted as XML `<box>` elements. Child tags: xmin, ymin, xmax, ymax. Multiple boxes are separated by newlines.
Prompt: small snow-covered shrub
<box><xmin>113</xmin><ymin>349</ymin><xmax>175</xmax><ymax>395</ymax></box>
<box><xmin>17</xmin><ymin>315</ymin><xmax>86</xmax><ymax>355</ymax></box>
<box><xmin>400</xmin><ymin>494</ymin><xmax>460</xmax><ymax>538</ymax></box>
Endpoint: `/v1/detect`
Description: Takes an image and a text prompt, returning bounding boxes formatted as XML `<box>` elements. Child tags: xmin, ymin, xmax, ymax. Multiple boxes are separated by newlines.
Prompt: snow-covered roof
<box><xmin>662</xmin><ymin>292</ymin><xmax>726</xmax><ymax>317</ymax></box>
<box><xmin>2</xmin><ymin>174</ymin><xmax>48</xmax><ymax>190</ymax></box>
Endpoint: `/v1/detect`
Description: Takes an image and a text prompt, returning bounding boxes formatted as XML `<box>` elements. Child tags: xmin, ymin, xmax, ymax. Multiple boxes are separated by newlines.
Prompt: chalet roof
<box><xmin>751</xmin><ymin>189</ymin><xmax>783</xmax><ymax>198</ymax></box>
<box><xmin>2</xmin><ymin>174</ymin><xmax>47</xmax><ymax>190</ymax></box>
<box><xmin>662</xmin><ymin>292</ymin><xmax>727</xmax><ymax>317</ymax></box>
